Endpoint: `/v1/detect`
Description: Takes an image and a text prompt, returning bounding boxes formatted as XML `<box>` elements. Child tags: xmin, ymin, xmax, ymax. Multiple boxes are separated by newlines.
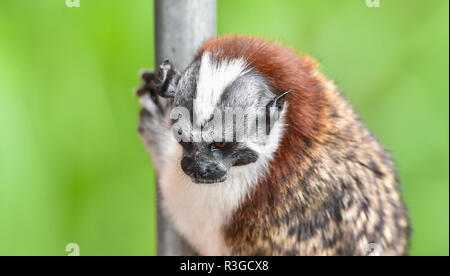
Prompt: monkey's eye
<box><xmin>214</xmin><ymin>142</ymin><xmax>228</xmax><ymax>149</ymax></box>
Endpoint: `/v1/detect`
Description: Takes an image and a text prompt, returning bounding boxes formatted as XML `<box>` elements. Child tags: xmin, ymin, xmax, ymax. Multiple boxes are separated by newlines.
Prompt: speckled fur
<box><xmin>224</xmin><ymin>80</ymin><xmax>410</xmax><ymax>255</ymax></box>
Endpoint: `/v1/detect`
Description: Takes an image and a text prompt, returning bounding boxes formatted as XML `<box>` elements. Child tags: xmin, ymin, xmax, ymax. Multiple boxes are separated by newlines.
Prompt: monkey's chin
<box><xmin>190</xmin><ymin>176</ymin><xmax>227</xmax><ymax>184</ymax></box>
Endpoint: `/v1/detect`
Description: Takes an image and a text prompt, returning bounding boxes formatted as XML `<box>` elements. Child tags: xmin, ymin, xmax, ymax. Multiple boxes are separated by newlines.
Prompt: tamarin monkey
<box><xmin>137</xmin><ymin>35</ymin><xmax>410</xmax><ymax>256</ymax></box>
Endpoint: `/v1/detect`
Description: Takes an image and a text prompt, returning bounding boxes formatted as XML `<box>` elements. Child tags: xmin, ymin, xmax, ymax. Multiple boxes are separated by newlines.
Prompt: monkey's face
<box><xmin>162</xmin><ymin>53</ymin><xmax>287</xmax><ymax>184</ymax></box>
<box><xmin>171</xmin><ymin>101</ymin><xmax>269</xmax><ymax>184</ymax></box>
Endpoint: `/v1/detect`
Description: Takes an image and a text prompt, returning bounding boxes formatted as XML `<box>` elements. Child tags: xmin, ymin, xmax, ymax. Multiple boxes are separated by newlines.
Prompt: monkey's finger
<box><xmin>140</xmin><ymin>70</ymin><xmax>156</xmax><ymax>81</ymax></box>
<box><xmin>136</xmin><ymin>71</ymin><xmax>159</xmax><ymax>97</ymax></box>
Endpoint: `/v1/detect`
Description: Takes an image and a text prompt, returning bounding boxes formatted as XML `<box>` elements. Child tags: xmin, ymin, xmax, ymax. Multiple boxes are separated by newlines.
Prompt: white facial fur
<box><xmin>195</xmin><ymin>52</ymin><xmax>250</xmax><ymax>126</ymax></box>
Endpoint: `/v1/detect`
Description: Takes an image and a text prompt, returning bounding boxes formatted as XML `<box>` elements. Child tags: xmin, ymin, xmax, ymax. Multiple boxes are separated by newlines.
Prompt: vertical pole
<box><xmin>154</xmin><ymin>0</ymin><xmax>217</xmax><ymax>256</ymax></box>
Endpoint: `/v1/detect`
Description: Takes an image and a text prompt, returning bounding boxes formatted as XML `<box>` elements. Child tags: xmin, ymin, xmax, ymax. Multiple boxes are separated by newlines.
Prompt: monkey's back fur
<box><xmin>139</xmin><ymin>35</ymin><xmax>411</xmax><ymax>256</ymax></box>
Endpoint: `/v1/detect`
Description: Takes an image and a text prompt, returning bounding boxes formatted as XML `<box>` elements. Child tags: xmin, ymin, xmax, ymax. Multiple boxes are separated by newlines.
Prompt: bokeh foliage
<box><xmin>0</xmin><ymin>0</ymin><xmax>448</xmax><ymax>256</ymax></box>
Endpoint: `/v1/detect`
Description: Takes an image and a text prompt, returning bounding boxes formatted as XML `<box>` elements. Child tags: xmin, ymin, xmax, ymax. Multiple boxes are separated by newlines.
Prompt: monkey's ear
<box><xmin>154</xmin><ymin>60</ymin><xmax>181</xmax><ymax>98</ymax></box>
<box><xmin>267</xmin><ymin>90</ymin><xmax>290</xmax><ymax>112</ymax></box>
<box><xmin>265</xmin><ymin>90</ymin><xmax>290</xmax><ymax>134</ymax></box>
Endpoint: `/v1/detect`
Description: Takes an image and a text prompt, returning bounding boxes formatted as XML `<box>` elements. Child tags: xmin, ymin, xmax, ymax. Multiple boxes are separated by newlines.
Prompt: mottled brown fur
<box><xmin>200</xmin><ymin>36</ymin><xmax>410</xmax><ymax>256</ymax></box>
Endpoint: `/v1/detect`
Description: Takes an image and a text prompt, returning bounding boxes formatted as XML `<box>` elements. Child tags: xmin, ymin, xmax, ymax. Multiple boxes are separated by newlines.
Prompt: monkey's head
<box><xmin>156</xmin><ymin>52</ymin><xmax>288</xmax><ymax>184</ymax></box>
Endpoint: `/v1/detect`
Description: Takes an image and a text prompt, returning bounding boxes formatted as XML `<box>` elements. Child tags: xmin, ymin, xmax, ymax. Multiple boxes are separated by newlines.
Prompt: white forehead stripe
<box><xmin>195</xmin><ymin>52</ymin><xmax>250</xmax><ymax>126</ymax></box>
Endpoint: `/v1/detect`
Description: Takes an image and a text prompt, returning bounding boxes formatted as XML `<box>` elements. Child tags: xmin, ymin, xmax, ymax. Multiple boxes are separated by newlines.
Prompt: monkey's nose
<box><xmin>197</xmin><ymin>162</ymin><xmax>227</xmax><ymax>180</ymax></box>
<box><xmin>181</xmin><ymin>157</ymin><xmax>227</xmax><ymax>183</ymax></box>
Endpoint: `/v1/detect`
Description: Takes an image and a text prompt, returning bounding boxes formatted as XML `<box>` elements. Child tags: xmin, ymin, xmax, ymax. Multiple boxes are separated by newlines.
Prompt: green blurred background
<box><xmin>0</xmin><ymin>0</ymin><xmax>448</xmax><ymax>256</ymax></box>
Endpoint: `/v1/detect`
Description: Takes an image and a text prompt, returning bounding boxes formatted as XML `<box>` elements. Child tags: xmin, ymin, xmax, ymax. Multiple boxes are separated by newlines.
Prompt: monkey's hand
<box><xmin>137</xmin><ymin>61</ymin><xmax>180</xmax><ymax>172</ymax></box>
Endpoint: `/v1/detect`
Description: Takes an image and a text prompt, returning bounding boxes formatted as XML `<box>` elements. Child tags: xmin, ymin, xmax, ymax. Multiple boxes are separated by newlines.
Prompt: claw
<box><xmin>136</xmin><ymin>60</ymin><xmax>181</xmax><ymax>99</ymax></box>
<box><xmin>141</xmin><ymin>71</ymin><xmax>155</xmax><ymax>82</ymax></box>
<box><xmin>136</xmin><ymin>71</ymin><xmax>157</xmax><ymax>97</ymax></box>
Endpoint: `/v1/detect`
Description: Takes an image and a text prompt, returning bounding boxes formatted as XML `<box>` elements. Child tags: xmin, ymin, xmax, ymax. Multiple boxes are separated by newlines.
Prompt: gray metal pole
<box><xmin>154</xmin><ymin>0</ymin><xmax>217</xmax><ymax>256</ymax></box>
